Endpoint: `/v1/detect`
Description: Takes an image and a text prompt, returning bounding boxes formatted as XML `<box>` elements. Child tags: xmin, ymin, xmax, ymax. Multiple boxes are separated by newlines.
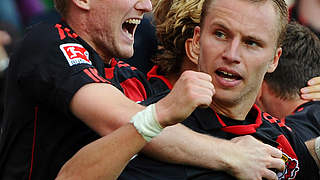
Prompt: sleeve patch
<box><xmin>59</xmin><ymin>43</ymin><xmax>92</xmax><ymax>66</ymax></box>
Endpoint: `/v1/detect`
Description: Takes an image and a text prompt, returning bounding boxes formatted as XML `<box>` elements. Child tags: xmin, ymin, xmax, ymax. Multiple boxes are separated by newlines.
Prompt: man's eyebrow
<box><xmin>210</xmin><ymin>21</ymin><xmax>229</xmax><ymax>30</ymax></box>
<box><xmin>244</xmin><ymin>35</ymin><xmax>266</xmax><ymax>46</ymax></box>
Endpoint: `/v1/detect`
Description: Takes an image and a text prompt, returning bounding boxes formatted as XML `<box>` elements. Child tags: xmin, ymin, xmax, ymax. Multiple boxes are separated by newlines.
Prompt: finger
<box><xmin>190</xmin><ymin>77</ymin><xmax>215</xmax><ymax>90</ymax></box>
<box><xmin>194</xmin><ymin>88</ymin><xmax>214</xmax><ymax>107</ymax></box>
<box><xmin>301</xmin><ymin>92</ymin><xmax>320</xmax><ymax>101</ymax></box>
<box><xmin>267</xmin><ymin>158</ymin><xmax>286</xmax><ymax>172</ymax></box>
<box><xmin>301</xmin><ymin>85</ymin><xmax>320</xmax><ymax>94</ymax></box>
<box><xmin>308</xmin><ymin>77</ymin><xmax>320</xmax><ymax>85</ymax></box>
<box><xmin>262</xmin><ymin>169</ymin><xmax>278</xmax><ymax>180</ymax></box>
<box><xmin>265</xmin><ymin>145</ymin><xmax>283</xmax><ymax>159</ymax></box>
<box><xmin>192</xmin><ymin>71</ymin><xmax>212</xmax><ymax>82</ymax></box>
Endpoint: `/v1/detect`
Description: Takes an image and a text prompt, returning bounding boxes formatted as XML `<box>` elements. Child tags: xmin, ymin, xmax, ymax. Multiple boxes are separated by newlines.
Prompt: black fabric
<box><xmin>0</xmin><ymin>20</ymin><xmax>153</xmax><ymax>180</ymax></box>
<box><xmin>285</xmin><ymin>101</ymin><xmax>320</xmax><ymax>142</ymax></box>
<box><xmin>122</xmin><ymin>74</ymin><xmax>319</xmax><ymax>180</ymax></box>
<box><xmin>120</xmin><ymin>105</ymin><xmax>319</xmax><ymax>179</ymax></box>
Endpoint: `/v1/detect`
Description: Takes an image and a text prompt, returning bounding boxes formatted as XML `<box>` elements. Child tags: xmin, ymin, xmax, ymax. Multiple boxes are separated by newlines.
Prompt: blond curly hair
<box><xmin>153</xmin><ymin>0</ymin><xmax>204</xmax><ymax>75</ymax></box>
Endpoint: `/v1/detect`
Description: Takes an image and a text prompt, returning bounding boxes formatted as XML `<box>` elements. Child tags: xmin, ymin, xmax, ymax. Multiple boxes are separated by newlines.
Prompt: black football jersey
<box><xmin>0</xmin><ymin>21</ymin><xmax>152</xmax><ymax>180</ymax></box>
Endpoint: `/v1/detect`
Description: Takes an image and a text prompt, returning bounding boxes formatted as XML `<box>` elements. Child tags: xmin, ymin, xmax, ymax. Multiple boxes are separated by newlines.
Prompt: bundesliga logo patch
<box><xmin>60</xmin><ymin>43</ymin><xmax>92</xmax><ymax>66</ymax></box>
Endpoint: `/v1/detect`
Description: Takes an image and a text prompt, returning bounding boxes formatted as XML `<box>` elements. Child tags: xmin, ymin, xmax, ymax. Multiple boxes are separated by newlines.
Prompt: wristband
<box><xmin>315</xmin><ymin>137</ymin><xmax>320</xmax><ymax>161</ymax></box>
<box><xmin>130</xmin><ymin>104</ymin><xmax>163</xmax><ymax>142</ymax></box>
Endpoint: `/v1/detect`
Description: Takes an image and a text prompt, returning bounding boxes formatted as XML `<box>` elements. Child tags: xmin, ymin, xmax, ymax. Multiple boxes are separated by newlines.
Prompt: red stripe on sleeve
<box><xmin>55</xmin><ymin>24</ymin><xmax>66</xmax><ymax>40</ymax></box>
<box><xmin>89</xmin><ymin>68</ymin><xmax>110</xmax><ymax>83</ymax></box>
<box><xmin>83</xmin><ymin>69</ymin><xmax>100</xmax><ymax>82</ymax></box>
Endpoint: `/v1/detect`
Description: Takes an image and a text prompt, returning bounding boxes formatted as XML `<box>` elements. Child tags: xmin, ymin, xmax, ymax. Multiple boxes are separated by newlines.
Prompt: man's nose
<box><xmin>135</xmin><ymin>0</ymin><xmax>153</xmax><ymax>13</ymax></box>
<box><xmin>222</xmin><ymin>38</ymin><xmax>241</xmax><ymax>63</ymax></box>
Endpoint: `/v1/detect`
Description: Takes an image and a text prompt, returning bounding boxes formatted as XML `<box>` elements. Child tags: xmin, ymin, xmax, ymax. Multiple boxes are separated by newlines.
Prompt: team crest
<box><xmin>277</xmin><ymin>152</ymin><xmax>299</xmax><ymax>180</ymax></box>
<box><xmin>60</xmin><ymin>43</ymin><xmax>92</xmax><ymax>66</ymax></box>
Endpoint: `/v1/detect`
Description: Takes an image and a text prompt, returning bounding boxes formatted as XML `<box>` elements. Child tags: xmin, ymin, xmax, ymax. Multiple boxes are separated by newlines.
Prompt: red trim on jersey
<box><xmin>89</xmin><ymin>68</ymin><xmax>109</xmax><ymax>83</ymax></box>
<box><xmin>117</xmin><ymin>61</ymin><xmax>137</xmax><ymax>70</ymax></box>
<box><xmin>214</xmin><ymin>111</ymin><xmax>227</xmax><ymax>127</ymax></box>
<box><xmin>104</xmin><ymin>67</ymin><xmax>115</xmax><ymax>79</ymax></box>
<box><xmin>105</xmin><ymin>58</ymin><xmax>117</xmax><ymax>79</ymax></box>
<box><xmin>219</xmin><ymin>105</ymin><xmax>263</xmax><ymax>135</ymax></box>
<box><xmin>147</xmin><ymin>65</ymin><xmax>173</xmax><ymax>90</ymax></box>
<box><xmin>120</xmin><ymin>78</ymin><xmax>148</xmax><ymax>102</ymax></box>
<box><xmin>104</xmin><ymin>68</ymin><xmax>115</xmax><ymax>79</ymax></box>
<box><xmin>55</xmin><ymin>24</ymin><xmax>66</xmax><ymax>40</ymax></box>
<box><xmin>117</xmin><ymin>61</ymin><xmax>130</xmax><ymax>68</ymax></box>
<box><xmin>263</xmin><ymin>112</ymin><xmax>277</xmax><ymax>123</ymax></box>
<box><xmin>263</xmin><ymin>112</ymin><xmax>288</xmax><ymax>128</ymax></box>
<box><xmin>28</xmin><ymin>106</ymin><xmax>38</xmax><ymax>180</ymax></box>
<box><xmin>296</xmin><ymin>107</ymin><xmax>304</xmax><ymax>112</ymax></box>
<box><xmin>110</xmin><ymin>58</ymin><xmax>118</xmax><ymax>67</ymax></box>
<box><xmin>83</xmin><ymin>69</ymin><xmax>100</xmax><ymax>82</ymax></box>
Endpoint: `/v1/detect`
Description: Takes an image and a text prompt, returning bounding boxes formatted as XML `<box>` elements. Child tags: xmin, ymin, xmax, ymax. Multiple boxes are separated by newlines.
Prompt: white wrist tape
<box><xmin>130</xmin><ymin>104</ymin><xmax>163</xmax><ymax>142</ymax></box>
<box><xmin>315</xmin><ymin>137</ymin><xmax>320</xmax><ymax>161</ymax></box>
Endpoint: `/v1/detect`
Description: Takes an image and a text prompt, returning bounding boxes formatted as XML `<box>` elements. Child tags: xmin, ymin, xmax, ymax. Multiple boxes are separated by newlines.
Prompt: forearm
<box><xmin>56</xmin><ymin>123</ymin><xmax>146</xmax><ymax>180</ymax></box>
<box><xmin>306</xmin><ymin>138</ymin><xmax>320</xmax><ymax>168</ymax></box>
<box><xmin>143</xmin><ymin>125</ymin><xmax>284</xmax><ymax>180</ymax></box>
<box><xmin>142</xmin><ymin>124</ymin><xmax>232</xmax><ymax>170</ymax></box>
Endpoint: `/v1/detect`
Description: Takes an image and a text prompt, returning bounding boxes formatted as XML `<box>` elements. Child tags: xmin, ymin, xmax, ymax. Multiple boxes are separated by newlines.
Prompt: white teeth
<box><xmin>125</xmin><ymin>19</ymin><xmax>141</xmax><ymax>25</ymax></box>
<box><xmin>221</xmin><ymin>71</ymin><xmax>234</xmax><ymax>77</ymax></box>
<box><xmin>223</xmin><ymin>77</ymin><xmax>234</xmax><ymax>81</ymax></box>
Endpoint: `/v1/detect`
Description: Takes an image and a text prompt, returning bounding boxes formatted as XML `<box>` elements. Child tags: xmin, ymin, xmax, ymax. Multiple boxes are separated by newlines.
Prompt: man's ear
<box><xmin>192</xmin><ymin>26</ymin><xmax>201</xmax><ymax>57</ymax></box>
<box><xmin>72</xmin><ymin>0</ymin><xmax>90</xmax><ymax>10</ymax></box>
<box><xmin>267</xmin><ymin>47</ymin><xmax>282</xmax><ymax>73</ymax></box>
<box><xmin>185</xmin><ymin>38</ymin><xmax>199</xmax><ymax>65</ymax></box>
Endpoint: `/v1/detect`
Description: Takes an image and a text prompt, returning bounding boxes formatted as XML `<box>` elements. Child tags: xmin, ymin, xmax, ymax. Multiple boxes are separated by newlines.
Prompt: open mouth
<box><xmin>122</xmin><ymin>18</ymin><xmax>141</xmax><ymax>38</ymax></box>
<box><xmin>216</xmin><ymin>70</ymin><xmax>242</xmax><ymax>81</ymax></box>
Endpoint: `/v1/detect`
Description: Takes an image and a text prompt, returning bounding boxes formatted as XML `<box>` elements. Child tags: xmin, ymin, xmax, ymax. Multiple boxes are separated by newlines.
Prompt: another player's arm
<box><xmin>305</xmin><ymin>138</ymin><xmax>320</xmax><ymax>168</ymax></box>
<box><xmin>144</xmin><ymin>126</ymin><xmax>285</xmax><ymax>180</ymax></box>
<box><xmin>55</xmin><ymin>123</ymin><xmax>147</xmax><ymax>180</ymax></box>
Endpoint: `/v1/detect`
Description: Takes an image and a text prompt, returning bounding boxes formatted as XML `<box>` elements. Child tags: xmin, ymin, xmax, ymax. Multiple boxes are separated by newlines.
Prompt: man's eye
<box><xmin>215</xmin><ymin>31</ymin><xmax>226</xmax><ymax>39</ymax></box>
<box><xmin>245</xmin><ymin>40</ymin><xmax>259</xmax><ymax>47</ymax></box>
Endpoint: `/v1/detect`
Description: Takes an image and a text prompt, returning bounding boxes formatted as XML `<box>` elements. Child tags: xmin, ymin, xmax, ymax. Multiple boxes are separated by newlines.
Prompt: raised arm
<box><xmin>56</xmin><ymin>70</ymin><xmax>214</xmax><ymax>179</ymax></box>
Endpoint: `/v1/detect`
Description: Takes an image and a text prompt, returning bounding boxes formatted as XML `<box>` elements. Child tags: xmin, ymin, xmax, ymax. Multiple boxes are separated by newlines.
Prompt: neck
<box><xmin>270</xmin><ymin>97</ymin><xmax>309</xmax><ymax>119</ymax></box>
<box><xmin>210</xmin><ymin>92</ymin><xmax>257</xmax><ymax>121</ymax></box>
<box><xmin>65</xmin><ymin>12</ymin><xmax>112</xmax><ymax>64</ymax></box>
